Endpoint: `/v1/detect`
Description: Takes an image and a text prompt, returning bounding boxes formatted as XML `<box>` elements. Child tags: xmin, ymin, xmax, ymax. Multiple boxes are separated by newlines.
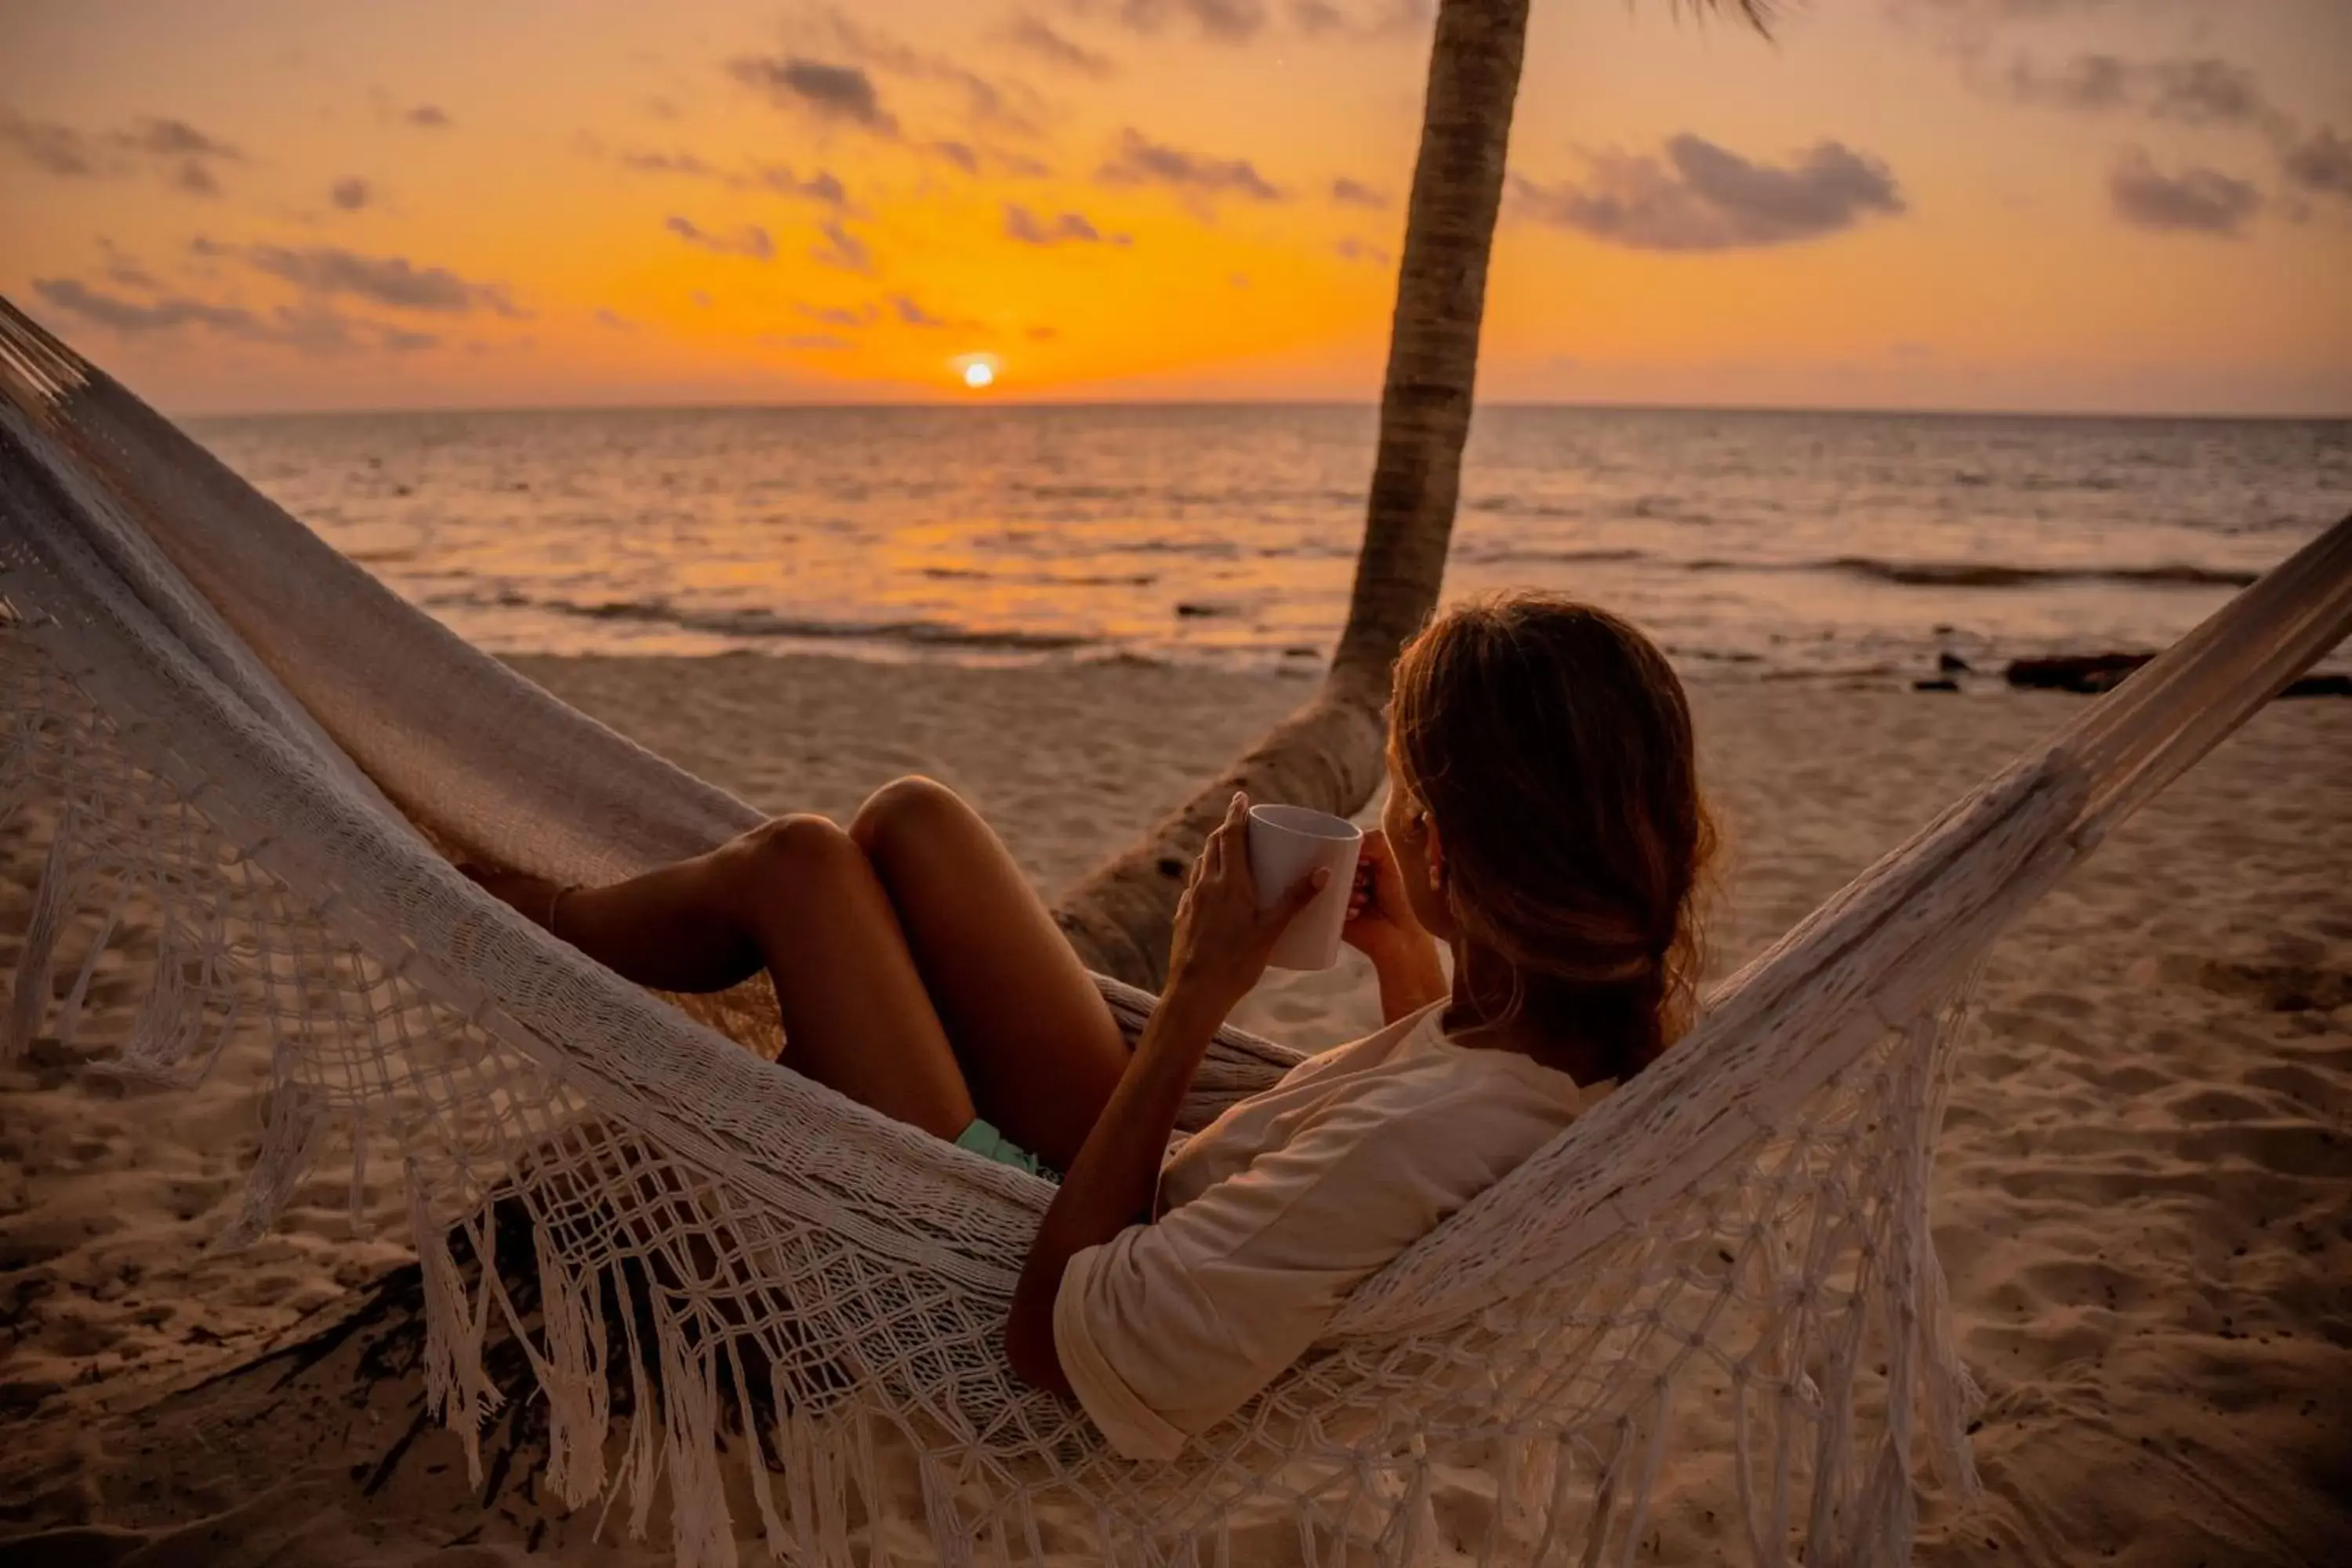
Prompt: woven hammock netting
<box><xmin>4</xmin><ymin>296</ymin><xmax>2350</xmax><ymax>1567</ymax></box>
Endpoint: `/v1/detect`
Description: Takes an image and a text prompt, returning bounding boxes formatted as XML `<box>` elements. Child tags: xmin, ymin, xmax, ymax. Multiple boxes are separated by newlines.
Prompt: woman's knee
<box><xmin>848</xmin><ymin>775</ymin><xmax>977</xmax><ymax>858</ymax></box>
<box><xmin>728</xmin><ymin>813</ymin><xmax>863</xmax><ymax>901</ymax></box>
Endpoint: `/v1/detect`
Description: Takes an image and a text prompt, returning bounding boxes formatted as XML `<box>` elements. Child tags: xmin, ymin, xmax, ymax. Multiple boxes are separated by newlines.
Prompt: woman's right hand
<box><xmin>1342</xmin><ymin>829</ymin><xmax>1427</xmax><ymax>960</ymax></box>
<box><xmin>1343</xmin><ymin>829</ymin><xmax>1447</xmax><ymax>1021</ymax></box>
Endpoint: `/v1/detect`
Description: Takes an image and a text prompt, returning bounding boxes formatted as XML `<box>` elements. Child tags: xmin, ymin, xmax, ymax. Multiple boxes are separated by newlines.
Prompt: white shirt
<box><xmin>1051</xmin><ymin>1001</ymin><xmax>1609</xmax><ymax>1461</ymax></box>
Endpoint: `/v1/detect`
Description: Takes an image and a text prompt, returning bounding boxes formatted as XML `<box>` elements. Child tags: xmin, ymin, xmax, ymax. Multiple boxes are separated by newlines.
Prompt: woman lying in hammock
<box><xmin>472</xmin><ymin>594</ymin><xmax>1712</xmax><ymax>1460</ymax></box>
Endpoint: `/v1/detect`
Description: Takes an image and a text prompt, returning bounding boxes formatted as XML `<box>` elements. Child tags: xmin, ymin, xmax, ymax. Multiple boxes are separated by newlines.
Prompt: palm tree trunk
<box><xmin>1054</xmin><ymin>0</ymin><xmax>1534</xmax><ymax>986</ymax></box>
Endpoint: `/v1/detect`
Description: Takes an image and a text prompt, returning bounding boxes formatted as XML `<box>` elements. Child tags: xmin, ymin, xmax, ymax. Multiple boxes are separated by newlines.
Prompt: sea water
<box><xmin>190</xmin><ymin>404</ymin><xmax>2351</xmax><ymax>682</ymax></box>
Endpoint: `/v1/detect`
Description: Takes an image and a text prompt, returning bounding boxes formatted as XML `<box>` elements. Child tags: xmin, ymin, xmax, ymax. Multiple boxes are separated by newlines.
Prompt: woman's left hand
<box><xmin>1164</xmin><ymin>793</ymin><xmax>1330</xmax><ymax>1019</ymax></box>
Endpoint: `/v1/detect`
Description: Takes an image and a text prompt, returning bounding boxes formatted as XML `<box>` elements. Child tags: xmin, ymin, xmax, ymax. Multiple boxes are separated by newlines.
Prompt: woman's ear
<box><xmin>1424</xmin><ymin>815</ymin><xmax>1444</xmax><ymax>892</ymax></box>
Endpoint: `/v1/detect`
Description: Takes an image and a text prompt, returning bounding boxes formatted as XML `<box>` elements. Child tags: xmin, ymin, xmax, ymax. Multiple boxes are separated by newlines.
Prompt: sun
<box><xmin>953</xmin><ymin>353</ymin><xmax>999</xmax><ymax>391</ymax></box>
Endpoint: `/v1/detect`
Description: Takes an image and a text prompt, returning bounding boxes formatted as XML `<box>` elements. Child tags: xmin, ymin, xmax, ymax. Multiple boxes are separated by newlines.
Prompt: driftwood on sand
<box><xmin>2007</xmin><ymin>653</ymin><xmax>2352</xmax><ymax>697</ymax></box>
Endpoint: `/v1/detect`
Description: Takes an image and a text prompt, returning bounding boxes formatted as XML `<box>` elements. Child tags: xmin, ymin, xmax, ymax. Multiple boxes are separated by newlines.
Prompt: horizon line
<box><xmin>177</xmin><ymin>394</ymin><xmax>2352</xmax><ymax>423</ymax></box>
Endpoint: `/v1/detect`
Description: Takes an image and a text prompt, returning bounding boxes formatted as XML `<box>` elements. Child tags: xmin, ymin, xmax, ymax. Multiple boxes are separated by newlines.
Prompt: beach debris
<box><xmin>2005</xmin><ymin>654</ymin><xmax>2151</xmax><ymax>693</ymax></box>
<box><xmin>2008</xmin><ymin>654</ymin><xmax>2351</xmax><ymax>698</ymax></box>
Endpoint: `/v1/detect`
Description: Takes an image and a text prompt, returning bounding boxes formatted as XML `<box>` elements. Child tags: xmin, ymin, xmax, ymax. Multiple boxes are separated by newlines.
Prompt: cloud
<box><xmin>96</xmin><ymin>239</ymin><xmax>158</xmax><ymax>290</ymax></box>
<box><xmin>1900</xmin><ymin>0</ymin><xmax>2149</xmax><ymax>48</ymax></box>
<box><xmin>2107</xmin><ymin>148</ymin><xmax>2260</xmax><ymax>236</ymax></box>
<box><xmin>1291</xmin><ymin>0</ymin><xmax>1345</xmax><ymax>29</ymax></box>
<box><xmin>795</xmin><ymin>301</ymin><xmax>876</xmax><ymax>326</ymax></box>
<box><xmin>2280</xmin><ymin>127</ymin><xmax>2352</xmax><ymax>203</ymax></box>
<box><xmin>0</xmin><ymin>109</ymin><xmax>101</xmax><ymax>175</ymax></box>
<box><xmin>329</xmin><ymin>177</ymin><xmax>373</xmax><ymax>211</ymax></box>
<box><xmin>1330</xmin><ymin>176</ymin><xmax>1388</xmax><ymax>209</ymax></box>
<box><xmin>811</xmin><ymin>217</ymin><xmax>876</xmax><ymax>274</ymax></box>
<box><xmin>891</xmin><ymin>293</ymin><xmax>954</xmax><ymax>326</ymax></box>
<box><xmin>1287</xmin><ymin>0</ymin><xmax>1431</xmax><ymax>38</ymax></box>
<box><xmin>1334</xmin><ymin>236</ymin><xmax>1390</xmax><ymax>264</ymax></box>
<box><xmin>201</xmin><ymin>239</ymin><xmax>527</xmax><ymax>314</ymax></box>
<box><xmin>665</xmin><ymin>215</ymin><xmax>778</xmax><ymax>260</ymax></box>
<box><xmin>1000</xmin><ymin>15</ymin><xmax>1116</xmax><ymax>78</ymax></box>
<box><xmin>31</xmin><ymin>276</ymin><xmax>439</xmax><ymax>355</ymax></box>
<box><xmin>2000</xmin><ymin>53</ymin><xmax>2278</xmax><ymax>129</ymax></box>
<box><xmin>1004</xmin><ymin>202</ymin><xmax>1129</xmax><ymax>244</ymax></box>
<box><xmin>405</xmin><ymin>104</ymin><xmax>452</xmax><ymax>129</ymax></box>
<box><xmin>750</xmin><ymin>163</ymin><xmax>851</xmax><ymax>205</ymax></box>
<box><xmin>1084</xmin><ymin>0</ymin><xmax>1429</xmax><ymax>37</ymax></box>
<box><xmin>0</xmin><ymin>108</ymin><xmax>245</xmax><ymax>195</ymax></box>
<box><xmin>34</xmin><ymin>277</ymin><xmax>258</xmax><ymax>334</ymax></box>
<box><xmin>2140</xmin><ymin>57</ymin><xmax>2270</xmax><ymax>126</ymax></box>
<box><xmin>597</xmin><ymin>141</ymin><xmax>853</xmax><ymax>206</ymax></box>
<box><xmin>1512</xmin><ymin>135</ymin><xmax>1906</xmax><ymax>252</ymax></box>
<box><xmin>1999</xmin><ymin>53</ymin><xmax>2132</xmax><ymax>112</ymax></box>
<box><xmin>122</xmin><ymin>117</ymin><xmax>241</xmax><ymax>160</ymax></box>
<box><xmin>618</xmin><ymin>147</ymin><xmax>725</xmax><ymax>178</ymax></box>
<box><xmin>798</xmin><ymin>10</ymin><xmax>1050</xmax><ymax>139</ymax></box>
<box><xmin>1962</xmin><ymin>38</ymin><xmax>2347</xmax><ymax>212</ymax></box>
<box><xmin>773</xmin><ymin>332</ymin><xmax>853</xmax><ymax>350</ymax></box>
<box><xmin>928</xmin><ymin>141</ymin><xmax>1051</xmax><ymax>178</ymax></box>
<box><xmin>1087</xmin><ymin>0</ymin><xmax>1269</xmax><ymax>42</ymax></box>
<box><xmin>728</xmin><ymin>56</ymin><xmax>900</xmax><ymax>136</ymax></box>
<box><xmin>1097</xmin><ymin>128</ymin><xmax>1285</xmax><ymax>201</ymax></box>
<box><xmin>593</xmin><ymin>308</ymin><xmax>635</xmax><ymax>330</ymax></box>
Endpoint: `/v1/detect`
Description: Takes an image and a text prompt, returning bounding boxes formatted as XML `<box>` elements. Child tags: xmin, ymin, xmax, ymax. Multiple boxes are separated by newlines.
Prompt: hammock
<box><xmin>2</xmin><ymin>294</ymin><xmax>2347</xmax><ymax>1568</ymax></box>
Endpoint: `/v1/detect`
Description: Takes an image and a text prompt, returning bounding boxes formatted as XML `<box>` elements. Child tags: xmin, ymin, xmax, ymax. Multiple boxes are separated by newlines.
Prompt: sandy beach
<box><xmin>3</xmin><ymin>652</ymin><xmax>2348</xmax><ymax>1566</ymax></box>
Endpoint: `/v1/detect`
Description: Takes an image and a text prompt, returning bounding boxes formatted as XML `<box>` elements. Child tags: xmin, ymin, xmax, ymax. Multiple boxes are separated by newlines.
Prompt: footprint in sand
<box><xmin>2194</xmin><ymin>960</ymin><xmax>2352</xmax><ymax>1014</ymax></box>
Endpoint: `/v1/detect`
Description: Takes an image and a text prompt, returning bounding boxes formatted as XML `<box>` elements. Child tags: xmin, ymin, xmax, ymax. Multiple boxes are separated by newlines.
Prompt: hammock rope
<box><xmin>4</xmin><ymin>295</ymin><xmax>2349</xmax><ymax>1568</ymax></box>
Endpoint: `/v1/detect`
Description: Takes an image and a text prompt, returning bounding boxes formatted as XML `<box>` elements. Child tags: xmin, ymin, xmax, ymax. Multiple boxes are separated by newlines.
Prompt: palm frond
<box><xmin>1668</xmin><ymin>0</ymin><xmax>1777</xmax><ymax>37</ymax></box>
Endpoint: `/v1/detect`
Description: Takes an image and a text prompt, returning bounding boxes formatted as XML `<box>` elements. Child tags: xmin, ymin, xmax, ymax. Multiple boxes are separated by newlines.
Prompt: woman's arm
<box><xmin>1005</xmin><ymin>793</ymin><xmax>1327</xmax><ymax>1396</ymax></box>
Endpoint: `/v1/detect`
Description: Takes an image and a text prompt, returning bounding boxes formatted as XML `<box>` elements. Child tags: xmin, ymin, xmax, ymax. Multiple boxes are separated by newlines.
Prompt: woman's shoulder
<box><xmin>1314</xmin><ymin>1018</ymin><xmax>1592</xmax><ymax>1145</ymax></box>
<box><xmin>1245</xmin><ymin>1029</ymin><xmax>1593</xmax><ymax>1240</ymax></box>
<box><xmin>1272</xmin><ymin>1001</ymin><xmax>1446</xmax><ymax>1086</ymax></box>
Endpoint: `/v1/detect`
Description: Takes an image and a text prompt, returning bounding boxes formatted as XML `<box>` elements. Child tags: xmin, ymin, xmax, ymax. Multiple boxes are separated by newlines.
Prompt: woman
<box><xmin>472</xmin><ymin>594</ymin><xmax>1712</xmax><ymax>1460</ymax></box>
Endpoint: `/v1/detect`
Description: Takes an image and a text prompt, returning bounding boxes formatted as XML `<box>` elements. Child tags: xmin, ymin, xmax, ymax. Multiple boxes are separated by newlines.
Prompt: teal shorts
<box><xmin>955</xmin><ymin>1116</ymin><xmax>1058</xmax><ymax>1182</ymax></box>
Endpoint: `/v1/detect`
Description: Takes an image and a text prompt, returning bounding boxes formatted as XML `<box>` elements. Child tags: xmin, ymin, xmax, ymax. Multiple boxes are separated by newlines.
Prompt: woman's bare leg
<box><xmin>469</xmin><ymin>858</ymin><xmax>764</xmax><ymax>995</ymax></box>
<box><xmin>470</xmin><ymin>818</ymin><xmax>977</xmax><ymax>1142</ymax></box>
<box><xmin>848</xmin><ymin>778</ymin><xmax>1129</xmax><ymax>1171</ymax></box>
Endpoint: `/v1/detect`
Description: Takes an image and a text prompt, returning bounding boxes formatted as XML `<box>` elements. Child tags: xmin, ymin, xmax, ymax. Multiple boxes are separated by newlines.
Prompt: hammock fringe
<box><xmin>5</xmin><ymin>292</ymin><xmax>2350</xmax><ymax>1566</ymax></box>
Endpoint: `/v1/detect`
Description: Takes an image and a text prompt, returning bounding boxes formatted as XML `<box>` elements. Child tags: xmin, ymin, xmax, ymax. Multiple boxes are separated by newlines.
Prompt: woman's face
<box><xmin>1379</xmin><ymin>745</ymin><xmax>1454</xmax><ymax>941</ymax></box>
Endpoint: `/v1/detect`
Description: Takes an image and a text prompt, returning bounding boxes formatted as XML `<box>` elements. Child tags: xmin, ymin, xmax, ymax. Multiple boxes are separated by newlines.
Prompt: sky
<box><xmin>2</xmin><ymin>0</ymin><xmax>2349</xmax><ymax>416</ymax></box>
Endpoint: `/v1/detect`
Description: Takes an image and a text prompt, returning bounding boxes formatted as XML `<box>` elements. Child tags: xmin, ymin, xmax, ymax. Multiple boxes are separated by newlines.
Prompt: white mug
<box><xmin>1246</xmin><ymin>804</ymin><xmax>1363</xmax><ymax>971</ymax></box>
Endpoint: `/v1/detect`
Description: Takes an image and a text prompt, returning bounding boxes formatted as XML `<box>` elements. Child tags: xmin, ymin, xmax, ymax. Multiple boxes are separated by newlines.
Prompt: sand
<box><xmin>2</xmin><ymin>652</ymin><xmax>2348</xmax><ymax>1566</ymax></box>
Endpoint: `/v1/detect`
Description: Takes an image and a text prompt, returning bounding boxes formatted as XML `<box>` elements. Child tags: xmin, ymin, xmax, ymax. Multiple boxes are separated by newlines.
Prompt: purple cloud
<box><xmin>1514</xmin><ymin>135</ymin><xmax>1906</xmax><ymax>252</ymax></box>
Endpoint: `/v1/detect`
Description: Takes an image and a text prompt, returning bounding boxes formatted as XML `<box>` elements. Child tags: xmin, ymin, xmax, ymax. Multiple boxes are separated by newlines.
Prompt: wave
<box><xmin>1015</xmin><ymin>482</ymin><xmax>1147</xmax><ymax>502</ymax></box>
<box><xmin>1454</xmin><ymin>544</ymin><xmax>1653</xmax><ymax>568</ymax></box>
<box><xmin>1824</xmin><ymin>556</ymin><xmax>2258</xmax><ymax>590</ymax></box>
<box><xmin>918</xmin><ymin>566</ymin><xmax>1157</xmax><ymax>587</ymax></box>
<box><xmin>430</xmin><ymin>592</ymin><xmax>1096</xmax><ymax>653</ymax></box>
<box><xmin>1467</xmin><ymin>495</ymin><xmax>1587</xmax><ymax>521</ymax></box>
<box><xmin>1685</xmin><ymin>557</ymin><xmax>2258</xmax><ymax>590</ymax></box>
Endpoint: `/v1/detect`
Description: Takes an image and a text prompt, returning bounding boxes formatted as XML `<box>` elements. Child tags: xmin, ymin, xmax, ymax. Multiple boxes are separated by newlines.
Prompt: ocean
<box><xmin>188</xmin><ymin>405</ymin><xmax>2352</xmax><ymax>683</ymax></box>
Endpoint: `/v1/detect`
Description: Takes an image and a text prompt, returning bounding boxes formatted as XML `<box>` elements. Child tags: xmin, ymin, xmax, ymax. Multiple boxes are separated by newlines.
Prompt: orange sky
<box><xmin>3</xmin><ymin>0</ymin><xmax>2348</xmax><ymax>415</ymax></box>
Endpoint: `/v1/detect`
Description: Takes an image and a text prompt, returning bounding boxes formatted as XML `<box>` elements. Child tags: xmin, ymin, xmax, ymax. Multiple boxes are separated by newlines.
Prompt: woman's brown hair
<box><xmin>1388</xmin><ymin>594</ymin><xmax>1715</xmax><ymax>1083</ymax></box>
